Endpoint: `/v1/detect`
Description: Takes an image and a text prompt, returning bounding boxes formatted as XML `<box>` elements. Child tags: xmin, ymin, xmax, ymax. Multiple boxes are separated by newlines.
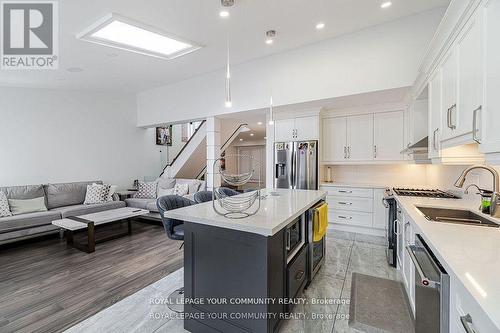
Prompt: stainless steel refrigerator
<box><xmin>274</xmin><ymin>141</ymin><xmax>318</xmax><ymax>190</ymax></box>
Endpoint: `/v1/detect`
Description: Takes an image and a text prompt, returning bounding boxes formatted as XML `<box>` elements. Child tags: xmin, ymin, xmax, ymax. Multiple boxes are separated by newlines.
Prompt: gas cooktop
<box><xmin>393</xmin><ymin>188</ymin><xmax>459</xmax><ymax>199</ymax></box>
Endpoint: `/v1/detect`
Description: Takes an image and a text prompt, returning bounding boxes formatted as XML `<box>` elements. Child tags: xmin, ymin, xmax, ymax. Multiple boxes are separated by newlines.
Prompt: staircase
<box><xmin>159</xmin><ymin>121</ymin><xmax>206</xmax><ymax>179</ymax></box>
<box><xmin>160</xmin><ymin>121</ymin><xmax>248</xmax><ymax>180</ymax></box>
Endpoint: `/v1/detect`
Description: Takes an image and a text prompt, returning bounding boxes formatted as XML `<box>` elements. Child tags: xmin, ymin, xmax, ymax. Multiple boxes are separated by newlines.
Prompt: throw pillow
<box><xmin>157</xmin><ymin>187</ymin><xmax>175</xmax><ymax>197</ymax></box>
<box><xmin>0</xmin><ymin>191</ymin><xmax>12</xmax><ymax>217</ymax></box>
<box><xmin>134</xmin><ymin>181</ymin><xmax>157</xmax><ymax>199</ymax></box>
<box><xmin>8</xmin><ymin>197</ymin><xmax>47</xmax><ymax>215</ymax></box>
<box><xmin>106</xmin><ymin>185</ymin><xmax>118</xmax><ymax>202</ymax></box>
<box><xmin>157</xmin><ymin>178</ymin><xmax>176</xmax><ymax>197</ymax></box>
<box><xmin>173</xmin><ymin>183</ymin><xmax>189</xmax><ymax>197</ymax></box>
<box><xmin>84</xmin><ymin>184</ymin><xmax>110</xmax><ymax>205</ymax></box>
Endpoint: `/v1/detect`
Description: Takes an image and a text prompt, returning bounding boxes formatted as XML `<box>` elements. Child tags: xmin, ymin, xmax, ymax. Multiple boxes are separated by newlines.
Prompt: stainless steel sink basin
<box><xmin>416</xmin><ymin>207</ymin><xmax>500</xmax><ymax>228</ymax></box>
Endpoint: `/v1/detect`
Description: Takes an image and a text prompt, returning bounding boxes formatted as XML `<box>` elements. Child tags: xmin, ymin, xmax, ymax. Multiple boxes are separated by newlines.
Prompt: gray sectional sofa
<box><xmin>0</xmin><ymin>181</ymin><xmax>125</xmax><ymax>245</ymax></box>
<box><xmin>125</xmin><ymin>178</ymin><xmax>205</xmax><ymax>220</ymax></box>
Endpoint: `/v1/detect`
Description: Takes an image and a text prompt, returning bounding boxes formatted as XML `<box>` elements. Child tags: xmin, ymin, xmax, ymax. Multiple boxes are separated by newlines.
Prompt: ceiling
<box><xmin>220</xmin><ymin>109</ymin><xmax>267</xmax><ymax>142</ymax></box>
<box><xmin>0</xmin><ymin>0</ymin><xmax>450</xmax><ymax>93</ymax></box>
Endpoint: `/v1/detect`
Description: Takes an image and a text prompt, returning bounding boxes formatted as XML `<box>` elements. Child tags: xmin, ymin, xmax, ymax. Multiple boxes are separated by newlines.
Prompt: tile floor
<box><xmin>66</xmin><ymin>230</ymin><xmax>398</xmax><ymax>333</ymax></box>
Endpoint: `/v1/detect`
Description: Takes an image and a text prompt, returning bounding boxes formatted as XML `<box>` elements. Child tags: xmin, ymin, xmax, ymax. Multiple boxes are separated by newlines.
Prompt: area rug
<box><xmin>349</xmin><ymin>272</ymin><xmax>414</xmax><ymax>333</ymax></box>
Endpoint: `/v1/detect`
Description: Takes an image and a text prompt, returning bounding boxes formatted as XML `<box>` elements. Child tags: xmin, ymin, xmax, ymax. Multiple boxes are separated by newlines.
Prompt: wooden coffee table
<box><xmin>52</xmin><ymin>207</ymin><xmax>149</xmax><ymax>253</ymax></box>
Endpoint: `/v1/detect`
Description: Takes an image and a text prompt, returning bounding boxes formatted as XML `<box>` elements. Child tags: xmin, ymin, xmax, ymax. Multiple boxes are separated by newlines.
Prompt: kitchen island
<box><xmin>163</xmin><ymin>188</ymin><xmax>326</xmax><ymax>333</ymax></box>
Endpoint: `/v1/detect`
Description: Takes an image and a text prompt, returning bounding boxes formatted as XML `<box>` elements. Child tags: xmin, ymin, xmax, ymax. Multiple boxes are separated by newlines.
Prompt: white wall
<box><xmin>137</xmin><ymin>8</ymin><xmax>445</xmax><ymax>127</ymax></box>
<box><xmin>0</xmin><ymin>87</ymin><xmax>159</xmax><ymax>188</ymax></box>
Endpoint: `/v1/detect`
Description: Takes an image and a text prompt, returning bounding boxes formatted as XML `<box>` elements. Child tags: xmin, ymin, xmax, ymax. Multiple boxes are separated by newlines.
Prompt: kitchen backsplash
<box><xmin>323</xmin><ymin>164</ymin><xmax>500</xmax><ymax>198</ymax></box>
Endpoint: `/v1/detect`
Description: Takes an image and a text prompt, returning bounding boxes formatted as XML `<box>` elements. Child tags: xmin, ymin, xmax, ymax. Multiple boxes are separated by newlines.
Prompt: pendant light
<box><xmin>268</xmin><ymin>96</ymin><xmax>274</xmax><ymax>125</ymax></box>
<box><xmin>225</xmin><ymin>40</ymin><xmax>232</xmax><ymax>108</ymax></box>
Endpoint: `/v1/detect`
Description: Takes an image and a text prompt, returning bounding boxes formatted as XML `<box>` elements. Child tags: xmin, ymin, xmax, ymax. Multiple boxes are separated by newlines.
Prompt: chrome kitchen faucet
<box><xmin>454</xmin><ymin>165</ymin><xmax>500</xmax><ymax>218</ymax></box>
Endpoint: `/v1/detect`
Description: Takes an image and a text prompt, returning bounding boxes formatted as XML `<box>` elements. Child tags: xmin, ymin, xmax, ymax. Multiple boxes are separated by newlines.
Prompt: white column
<box><xmin>265</xmin><ymin>112</ymin><xmax>275</xmax><ymax>188</ymax></box>
<box><xmin>206</xmin><ymin>117</ymin><xmax>221</xmax><ymax>190</ymax></box>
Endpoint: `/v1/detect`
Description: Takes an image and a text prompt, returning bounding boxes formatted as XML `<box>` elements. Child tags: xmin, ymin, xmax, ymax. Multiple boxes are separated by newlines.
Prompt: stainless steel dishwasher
<box><xmin>407</xmin><ymin>234</ymin><xmax>450</xmax><ymax>333</ymax></box>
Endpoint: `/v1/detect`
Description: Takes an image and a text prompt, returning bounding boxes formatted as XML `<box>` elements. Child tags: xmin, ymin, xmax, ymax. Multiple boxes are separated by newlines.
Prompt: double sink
<box><xmin>417</xmin><ymin>206</ymin><xmax>500</xmax><ymax>228</ymax></box>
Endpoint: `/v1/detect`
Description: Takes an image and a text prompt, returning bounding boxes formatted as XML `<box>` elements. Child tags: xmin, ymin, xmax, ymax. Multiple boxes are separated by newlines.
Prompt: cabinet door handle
<box><xmin>338</xmin><ymin>202</ymin><xmax>353</xmax><ymax>205</ymax></box>
<box><xmin>407</xmin><ymin>245</ymin><xmax>440</xmax><ymax>288</ymax></box>
<box><xmin>338</xmin><ymin>190</ymin><xmax>352</xmax><ymax>194</ymax></box>
<box><xmin>344</xmin><ymin>146</ymin><xmax>347</xmax><ymax>159</ymax></box>
<box><xmin>460</xmin><ymin>314</ymin><xmax>478</xmax><ymax>333</ymax></box>
<box><xmin>433</xmin><ymin>128</ymin><xmax>439</xmax><ymax>151</ymax></box>
<box><xmin>338</xmin><ymin>215</ymin><xmax>352</xmax><ymax>220</ymax></box>
<box><xmin>373</xmin><ymin>145</ymin><xmax>377</xmax><ymax>159</ymax></box>
<box><xmin>295</xmin><ymin>270</ymin><xmax>305</xmax><ymax>281</ymax></box>
<box><xmin>473</xmin><ymin>106</ymin><xmax>482</xmax><ymax>144</ymax></box>
<box><xmin>394</xmin><ymin>219</ymin><xmax>400</xmax><ymax>236</ymax></box>
<box><xmin>286</xmin><ymin>230</ymin><xmax>291</xmax><ymax>251</ymax></box>
<box><xmin>449</xmin><ymin>104</ymin><xmax>457</xmax><ymax>129</ymax></box>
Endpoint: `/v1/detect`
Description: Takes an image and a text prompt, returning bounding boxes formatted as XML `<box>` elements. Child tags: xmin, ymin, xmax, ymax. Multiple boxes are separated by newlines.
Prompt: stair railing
<box><xmin>159</xmin><ymin>120</ymin><xmax>206</xmax><ymax>178</ymax></box>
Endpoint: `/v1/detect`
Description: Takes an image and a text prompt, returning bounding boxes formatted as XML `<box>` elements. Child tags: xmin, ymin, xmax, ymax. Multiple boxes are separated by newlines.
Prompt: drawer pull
<box><xmin>295</xmin><ymin>270</ymin><xmax>305</xmax><ymax>281</ymax></box>
<box><xmin>338</xmin><ymin>202</ymin><xmax>353</xmax><ymax>205</ymax></box>
<box><xmin>460</xmin><ymin>314</ymin><xmax>478</xmax><ymax>333</ymax></box>
<box><xmin>338</xmin><ymin>190</ymin><xmax>352</xmax><ymax>194</ymax></box>
<box><xmin>338</xmin><ymin>215</ymin><xmax>352</xmax><ymax>220</ymax></box>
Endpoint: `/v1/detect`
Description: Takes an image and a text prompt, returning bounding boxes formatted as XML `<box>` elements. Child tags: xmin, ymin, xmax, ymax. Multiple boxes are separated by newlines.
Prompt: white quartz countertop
<box><xmin>394</xmin><ymin>195</ymin><xmax>500</xmax><ymax>330</ymax></box>
<box><xmin>320</xmin><ymin>182</ymin><xmax>431</xmax><ymax>189</ymax></box>
<box><xmin>163</xmin><ymin>188</ymin><xmax>326</xmax><ymax>236</ymax></box>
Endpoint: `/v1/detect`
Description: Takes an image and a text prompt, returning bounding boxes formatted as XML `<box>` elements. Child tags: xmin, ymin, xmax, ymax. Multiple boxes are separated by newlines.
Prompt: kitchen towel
<box><xmin>313</xmin><ymin>203</ymin><xmax>328</xmax><ymax>242</ymax></box>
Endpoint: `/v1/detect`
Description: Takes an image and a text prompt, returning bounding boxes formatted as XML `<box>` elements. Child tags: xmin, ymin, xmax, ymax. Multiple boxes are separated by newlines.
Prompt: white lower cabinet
<box><xmin>321</xmin><ymin>185</ymin><xmax>387</xmax><ymax>235</ymax></box>
<box><xmin>326</xmin><ymin>196</ymin><xmax>373</xmax><ymax>213</ymax></box>
<box><xmin>401</xmin><ymin>215</ymin><xmax>415</xmax><ymax>314</ymax></box>
<box><xmin>450</xmin><ymin>275</ymin><xmax>499</xmax><ymax>333</ymax></box>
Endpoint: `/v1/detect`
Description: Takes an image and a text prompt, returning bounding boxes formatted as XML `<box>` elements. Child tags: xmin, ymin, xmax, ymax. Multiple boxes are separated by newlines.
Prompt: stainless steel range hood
<box><xmin>401</xmin><ymin>137</ymin><xmax>430</xmax><ymax>163</ymax></box>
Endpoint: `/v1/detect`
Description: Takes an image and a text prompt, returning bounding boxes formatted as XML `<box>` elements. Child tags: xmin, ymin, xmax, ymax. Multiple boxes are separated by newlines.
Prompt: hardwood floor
<box><xmin>0</xmin><ymin>220</ymin><xmax>183</xmax><ymax>333</ymax></box>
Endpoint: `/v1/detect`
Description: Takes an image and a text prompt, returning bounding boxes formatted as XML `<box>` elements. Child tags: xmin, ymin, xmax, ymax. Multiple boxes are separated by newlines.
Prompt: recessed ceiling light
<box><xmin>219</xmin><ymin>10</ymin><xmax>230</xmax><ymax>18</ymax></box>
<box><xmin>250</xmin><ymin>133</ymin><xmax>254</xmax><ymax>137</ymax></box>
<box><xmin>381</xmin><ymin>1</ymin><xmax>392</xmax><ymax>8</ymax></box>
<box><xmin>66</xmin><ymin>67</ymin><xmax>83</xmax><ymax>73</ymax></box>
<box><xmin>77</xmin><ymin>13</ymin><xmax>202</xmax><ymax>59</ymax></box>
<box><xmin>265</xmin><ymin>39</ymin><xmax>274</xmax><ymax>45</ymax></box>
<box><xmin>257</xmin><ymin>121</ymin><xmax>263</xmax><ymax>125</ymax></box>
<box><xmin>239</xmin><ymin>138</ymin><xmax>244</xmax><ymax>141</ymax></box>
<box><xmin>316</xmin><ymin>22</ymin><xmax>325</xmax><ymax>30</ymax></box>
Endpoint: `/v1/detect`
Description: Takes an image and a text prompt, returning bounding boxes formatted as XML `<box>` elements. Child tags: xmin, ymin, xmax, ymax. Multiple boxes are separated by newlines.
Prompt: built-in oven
<box><xmin>407</xmin><ymin>234</ymin><xmax>450</xmax><ymax>333</ymax></box>
<box><xmin>285</xmin><ymin>215</ymin><xmax>306</xmax><ymax>264</ymax></box>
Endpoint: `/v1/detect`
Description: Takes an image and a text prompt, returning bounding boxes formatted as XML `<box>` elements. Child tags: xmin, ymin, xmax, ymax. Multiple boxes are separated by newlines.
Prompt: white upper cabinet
<box><xmin>374</xmin><ymin>111</ymin><xmax>405</xmax><ymax>161</ymax></box>
<box><xmin>274</xmin><ymin>116</ymin><xmax>318</xmax><ymax>142</ymax></box>
<box><xmin>322</xmin><ymin>117</ymin><xmax>347</xmax><ymax>162</ymax></box>
<box><xmin>274</xmin><ymin>119</ymin><xmax>296</xmax><ymax>142</ymax></box>
<box><xmin>347</xmin><ymin>114</ymin><xmax>374</xmax><ymax>161</ymax></box>
<box><xmin>481</xmin><ymin>0</ymin><xmax>500</xmax><ymax>157</ymax></box>
<box><xmin>321</xmin><ymin>110</ymin><xmax>405</xmax><ymax>164</ymax></box>
<box><xmin>440</xmin><ymin>48</ymin><xmax>458</xmax><ymax>142</ymax></box>
<box><xmin>429</xmin><ymin>69</ymin><xmax>443</xmax><ymax>160</ymax></box>
<box><xmin>456</xmin><ymin>8</ymin><xmax>483</xmax><ymax>141</ymax></box>
<box><xmin>295</xmin><ymin>116</ymin><xmax>319</xmax><ymax>141</ymax></box>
